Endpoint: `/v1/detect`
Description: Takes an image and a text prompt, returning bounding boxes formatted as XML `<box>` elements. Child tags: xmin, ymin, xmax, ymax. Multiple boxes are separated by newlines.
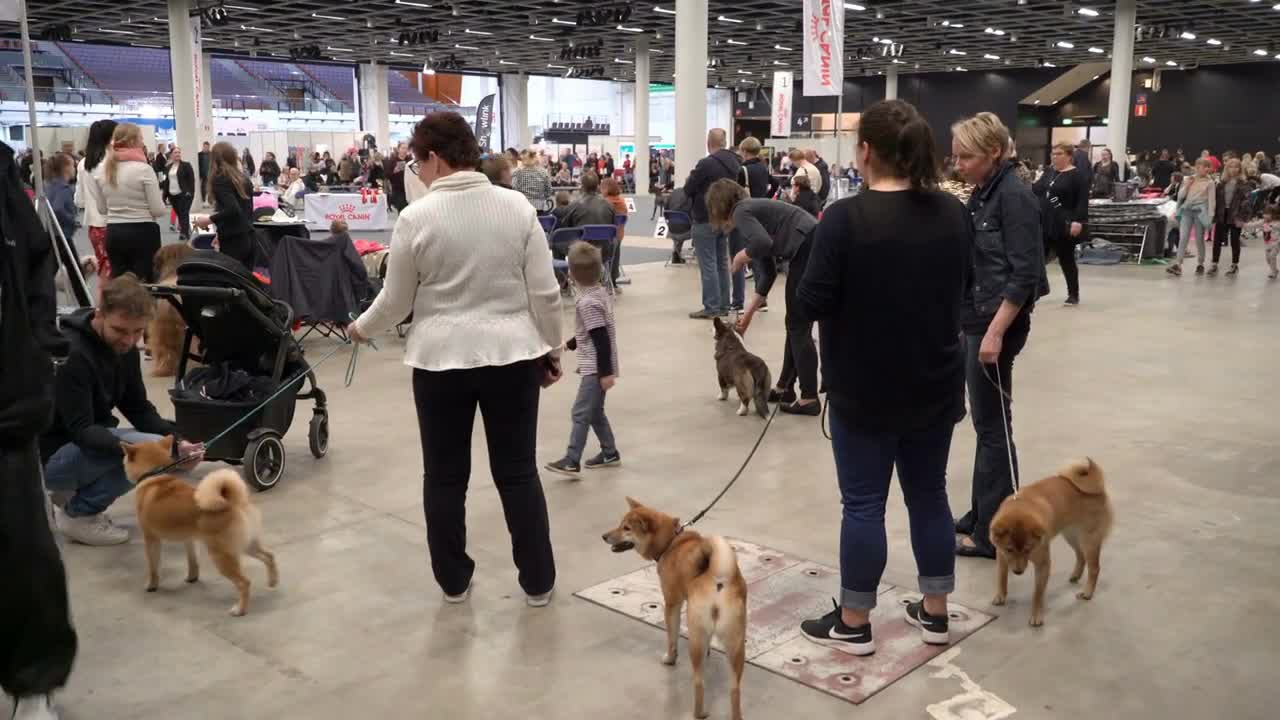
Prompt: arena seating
<box><xmin>55</xmin><ymin>42</ymin><xmax>171</xmax><ymax>106</ymax></box>
<box><xmin>294</xmin><ymin>62</ymin><xmax>355</xmax><ymax>110</ymax></box>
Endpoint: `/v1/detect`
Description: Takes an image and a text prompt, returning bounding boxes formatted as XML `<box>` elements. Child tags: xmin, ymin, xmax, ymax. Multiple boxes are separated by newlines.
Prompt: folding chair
<box><xmin>663</xmin><ymin>210</ymin><xmax>693</xmax><ymax>267</ymax></box>
<box><xmin>580</xmin><ymin>224</ymin><xmax>619</xmax><ymax>293</ymax></box>
<box><xmin>548</xmin><ymin>227</ymin><xmax>584</xmax><ymax>294</ymax></box>
<box><xmin>539</xmin><ymin>214</ymin><xmax>558</xmax><ymax>236</ymax></box>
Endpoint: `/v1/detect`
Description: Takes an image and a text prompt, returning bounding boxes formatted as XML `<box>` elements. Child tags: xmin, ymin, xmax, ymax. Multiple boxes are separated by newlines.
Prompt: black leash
<box><xmin>680</xmin><ymin>401</ymin><xmax>781</xmax><ymax>531</ymax></box>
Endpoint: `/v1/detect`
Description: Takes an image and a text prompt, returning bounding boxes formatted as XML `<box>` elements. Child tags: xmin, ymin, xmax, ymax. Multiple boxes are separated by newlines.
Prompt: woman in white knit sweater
<box><xmin>74</xmin><ymin>119</ymin><xmax>117</xmax><ymax>281</ymax></box>
<box><xmin>96</xmin><ymin>123</ymin><xmax>167</xmax><ymax>281</ymax></box>
<box><xmin>350</xmin><ymin>112</ymin><xmax>563</xmax><ymax>607</ymax></box>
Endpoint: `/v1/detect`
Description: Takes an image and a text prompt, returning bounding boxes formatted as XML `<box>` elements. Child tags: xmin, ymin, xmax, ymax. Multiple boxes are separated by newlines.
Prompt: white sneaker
<box><xmin>12</xmin><ymin>695</ymin><xmax>60</xmax><ymax>720</ymax></box>
<box><xmin>54</xmin><ymin>506</ymin><xmax>128</xmax><ymax>546</ymax></box>
<box><xmin>443</xmin><ymin>583</ymin><xmax>472</xmax><ymax>604</ymax></box>
<box><xmin>527</xmin><ymin>587</ymin><xmax>554</xmax><ymax>608</ymax></box>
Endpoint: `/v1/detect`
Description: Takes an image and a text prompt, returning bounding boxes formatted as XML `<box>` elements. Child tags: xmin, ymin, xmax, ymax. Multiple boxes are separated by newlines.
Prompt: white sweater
<box><xmin>74</xmin><ymin>158</ymin><xmax>109</xmax><ymax>228</ymax></box>
<box><xmin>354</xmin><ymin>171</ymin><xmax>562</xmax><ymax>371</ymax></box>
<box><xmin>98</xmin><ymin>160</ymin><xmax>167</xmax><ymax>224</ymax></box>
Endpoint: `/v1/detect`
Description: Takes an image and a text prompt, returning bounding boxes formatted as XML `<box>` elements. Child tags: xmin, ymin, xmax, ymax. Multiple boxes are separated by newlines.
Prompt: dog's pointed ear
<box><xmin>712</xmin><ymin>316</ymin><xmax>725</xmax><ymax>333</ymax></box>
<box><xmin>625</xmin><ymin>496</ymin><xmax>643</xmax><ymax>510</ymax></box>
<box><xmin>632</xmin><ymin>514</ymin><xmax>649</xmax><ymax>532</ymax></box>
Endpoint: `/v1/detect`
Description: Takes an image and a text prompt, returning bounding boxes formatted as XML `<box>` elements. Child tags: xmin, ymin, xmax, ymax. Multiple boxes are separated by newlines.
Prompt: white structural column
<box><xmin>358</xmin><ymin>63</ymin><xmax>391</xmax><ymax>152</ymax></box>
<box><xmin>633</xmin><ymin>39</ymin><xmax>651</xmax><ymax>197</ymax></box>
<box><xmin>500</xmin><ymin>73</ymin><xmax>531</xmax><ymax>151</ymax></box>
<box><xmin>673</xmin><ymin>0</ymin><xmax>708</xmax><ymax>183</ymax></box>
<box><xmin>1106</xmin><ymin>0</ymin><xmax>1136</xmax><ymax>177</ymax></box>
<box><xmin>885</xmin><ymin>66</ymin><xmax>899</xmax><ymax>100</ymax></box>
<box><xmin>168</xmin><ymin>0</ymin><xmax>213</xmax><ymax>202</ymax></box>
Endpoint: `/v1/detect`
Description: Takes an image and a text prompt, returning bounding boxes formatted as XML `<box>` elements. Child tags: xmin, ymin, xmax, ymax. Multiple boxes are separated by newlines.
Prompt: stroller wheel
<box><xmin>243</xmin><ymin>433</ymin><xmax>286</xmax><ymax>491</ymax></box>
<box><xmin>309</xmin><ymin>412</ymin><xmax>329</xmax><ymax>459</ymax></box>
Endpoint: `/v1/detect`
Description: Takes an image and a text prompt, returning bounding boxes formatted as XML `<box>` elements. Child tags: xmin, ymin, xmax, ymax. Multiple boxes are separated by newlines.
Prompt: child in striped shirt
<box><xmin>545</xmin><ymin>242</ymin><xmax>621</xmax><ymax>477</ymax></box>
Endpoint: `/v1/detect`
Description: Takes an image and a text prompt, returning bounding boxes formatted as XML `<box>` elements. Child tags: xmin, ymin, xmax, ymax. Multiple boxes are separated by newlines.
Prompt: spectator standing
<box><xmin>602</xmin><ymin>177</ymin><xmax>629</xmax><ymax>290</ymax></box>
<box><xmin>807</xmin><ymin>149</ymin><xmax>831</xmax><ymax>205</ymax></box>
<box><xmin>1201</xmin><ymin>149</ymin><xmax>1222</xmax><ymax>174</ymax></box>
<box><xmin>150</xmin><ymin>143</ymin><xmax>168</xmax><ymax>178</ymax></box>
<box><xmin>44</xmin><ymin>153</ymin><xmax>78</xmax><ymax>245</ymax></box>
<box><xmin>1034</xmin><ymin>142</ymin><xmax>1089</xmax><ymax>305</ymax></box>
<box><xmin>241</xmin><ymin>148</ymin><xmax>256</xmax><ymax>180</ymax></box>
<box><xmin>99</xmin><ymin>123</ymin><xmax>166</xmax><ymax>282</ymax></box>
<box><xmin>684</xmin><ymin>128</ymin><xmax>744</xmax><ymax>319</ymax></box>
<box><xmin>791</xmin><ymin>175</ymin><xmax>822</xmax><ymax>218</ymax></box>
<box><xmin>161</xmin><ymin>147</ymin><xmax>196</xmax><ymax>241</ymax></box>
<box><xmin>197</xmin><ymin>141</ymin><xmax>211</xmax><ymax>192</ymax></box>
<box><xmin>792</xmin><ymin>99</ymin><xmax>971</xmax><ymax>653</ymax></box>
<box><xmin>259</xmin><ymin>152</ymin><xmax>281</xmax><ymax>189</ymax></box>
<box><xmin>1091</xmin><ymin>148</ymin><xmax>1120</xmax><ymax>198</ymax></box>
<box><xmin>513</xmin><ymin>150</ymin><xmax>554</xmax><ymax>210</ymax></box>
<box><xmin>338</xmin><ymin>149</ymin><xmax>359</xmax><ymax>185</ymax></box>
<box><xmin>75</xmin><ymin>119</ymin><xmax>116</xmax><ymax>280</ymax></box>
<box><xmin>739</xmin><ymin>137</ymin><xmax>772</xmax><ymax>199</ymax></box>
<box><xmin>1169</xmin><ymin>158</ymin><xmax>1217</xmax><ymax>276</ymax></box>
<box><xmin>385</xmin><ymin>142</ymin><xmax>410</xmax><ymax>212</ymax></box>
<box><xmin>193</xmin><ymin>142</ymin><xmax>256</xmax><ymax>270</ymax></box>
<box><xmin>348</xmin><ymin>112</ymin><xmax>562</xmax><ymax>607</ymax></box>
<box><xmin>1151</xmin><ymin>149</ymin><xmax>1177</xmax><ymax>190</ymax></box>
<box><xmin>1072</xmin><ymin>139</ymin><xmax>1094</xmax><ymax>191</ymax></box>
<box><xmin>1210</xmin><ymin>157</ymin><xmax>1252</xmax><ymax>276</ymax></box>
<box><xmin>950</xmin><ymin>112</ymin><xmax>1048</xmax><ymax>559</ymax></box>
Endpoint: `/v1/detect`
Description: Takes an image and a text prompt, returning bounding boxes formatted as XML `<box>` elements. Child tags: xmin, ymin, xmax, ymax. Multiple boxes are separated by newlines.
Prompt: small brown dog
<box><xmin>602</xmin><ymin>498</ymin><xmax>747</xmax><ymax>720</ymax></box>
<box><xmin>147</xmin><ymin>243</ymin><xmax>196</xmax><ymax>377</ymax></box>
<box><xmin>122</xmin><ymin>435</ymin><xmax>278</xmax><ymax>616</ymax></box>
<box><xmin>712</xmin><ymin>316</ymin><xmax>771</xmax><ymax>418</ymax></box>
<box><xmin>990</xmin><ymin>458</ymin><xmax>1112</xmax><ymax>627</ymax></box>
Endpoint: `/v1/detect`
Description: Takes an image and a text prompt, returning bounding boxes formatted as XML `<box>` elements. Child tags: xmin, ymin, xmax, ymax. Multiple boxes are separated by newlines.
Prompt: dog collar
<box><xmin>653</xmin><ymin>525</ymin><xmax>684</xmax><ymax>562</ymax></box>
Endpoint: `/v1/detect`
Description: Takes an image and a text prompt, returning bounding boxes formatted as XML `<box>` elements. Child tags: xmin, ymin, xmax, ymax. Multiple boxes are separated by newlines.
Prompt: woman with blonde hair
<box><xmin>948</xmin><ymin>111</ymin><xmax>1047</xmax><ymax>559</ymax></box>
<box><xmin>1210</xmin><ymin>157</ymin><xmax>1253</xmax><ymax>276</ymax></box>
<box><xmin>1169</xmin><ymin>157</ymin><xmax>1216</xmax><ymax>276</ymax></box>
<box><xmin>193</xmin><ymin>142</ymin><xmax>255</xmax><ymax>270</ymax></box>
<box><xmin>98</xmin><ymin>122</ymin><xmax>166</xmax><ymax>281</ymax></box>
<box><xmin>512</xmin><ymin>149</ymin><xmax>553</xmax><ymax>210</ymax></box>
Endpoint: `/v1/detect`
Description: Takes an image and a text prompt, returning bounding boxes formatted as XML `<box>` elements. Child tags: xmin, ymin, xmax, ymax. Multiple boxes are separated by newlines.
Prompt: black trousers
<box><xmin>218</xmin><ymin>232</ymin><xmax>256</xmax><ymax>271</ymax></box>
<box><xmin>957</xmin><ymin>324</ymin><xmax>1030</xmax><ymax>550</ymax></box>
<box><xmin>171</xmin><ymin>193</ymin><xmax>193</xmax><ymax>239</ymax></box>
<box><xmin>1213</xmin><ymin>223</ymin><xmax>1242</xmax><ymax>265</ymax></box>
<box><xmin>777</xmin><ymin>239</ymin><xmax>819</xmax><ymax>399</ymax></box>
<box><xmin>0</xmin><ymin>442</ymin><xmax>77</xmax><ymax>697</ymax></box>
<box><xmin>1049</xmin><ymin>233</ymin><xmax>1079</xmax><ymax>299</ymax></box>
<box><xmin>412</xmin><ymin>360</ymin><xmax>556</xmax><ymax>596</ymax></box>
<box><xmin>105</xmin><ymin>222</ymin><xmax>161</xmax><ymax>282</ymax></box>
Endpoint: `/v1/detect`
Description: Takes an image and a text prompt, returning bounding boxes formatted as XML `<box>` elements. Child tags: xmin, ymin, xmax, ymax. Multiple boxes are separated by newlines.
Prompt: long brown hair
<box><xmin>859</xmin><ymin>99</ymin><xmax>940</xmax><ymax>191</ymax></box>
<box><xmin>205</xmin><ymin>141</ymin><xmax>249</xmax><ymax>202</ymax></box>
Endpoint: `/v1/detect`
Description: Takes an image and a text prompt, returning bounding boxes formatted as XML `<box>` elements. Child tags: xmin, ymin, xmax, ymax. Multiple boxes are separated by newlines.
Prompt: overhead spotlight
<box><xmin>1206</xmin><ymin>38</ymin><xmax>1221</xmax><ymax>46</ymax></box>
<box><xmin>1077</xmin><ymin>7</ymin><xmax>1099</xmax><ymax>16</ymax></box>
<box><xmin>1254</xmin><ymin>48</ymin><xmax>1270</xmax><ymax>56</ymax></box>
<box><xmin>201</xmin><ymin>4</ymin><xmax>231</xmax><ymax>26</ymax></box>
<box><xmin>1056</xmin><ymin>41</ymin><xmax>1074</xmax><ymax>48</ymax></box>
<box><xmin>1179</xmin><ymin>31</ymin><xmax>1196</xmax><ymax>40</ymax></box>
<box><xmin>1141</xmin><ymin>56</ymin><xmax>1156</xmax><ymax>63</ymax></box>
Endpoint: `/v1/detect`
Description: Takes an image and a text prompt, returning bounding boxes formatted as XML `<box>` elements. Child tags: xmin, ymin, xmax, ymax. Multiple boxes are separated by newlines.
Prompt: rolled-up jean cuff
<box><xmin>919</xmin><ymin>574</ymin><xmax>955</xmax><ymax>595</ymax></box>
<box><xmin>840</xmin><ymin>587</ymin><xmax>878</xmax><ymax>611</ymax></box>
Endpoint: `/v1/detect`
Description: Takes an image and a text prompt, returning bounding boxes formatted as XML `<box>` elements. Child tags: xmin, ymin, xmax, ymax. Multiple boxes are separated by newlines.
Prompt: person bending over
<box><xmin>41</xmin><ymin>275</ymin><xmax>202</xmax><ymax>546</ymax></box>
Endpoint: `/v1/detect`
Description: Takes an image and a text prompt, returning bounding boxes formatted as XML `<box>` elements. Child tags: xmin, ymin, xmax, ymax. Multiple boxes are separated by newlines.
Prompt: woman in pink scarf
<box><xmin>98</xmin><ymin>123</ymin><xmax>167</xmax><ymax>281</ymax></box>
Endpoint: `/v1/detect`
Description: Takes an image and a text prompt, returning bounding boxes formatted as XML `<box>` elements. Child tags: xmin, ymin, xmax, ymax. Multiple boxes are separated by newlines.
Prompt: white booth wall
<box><xmin>525</xmin><ymin>77</ymin><xmax>731</xmax><ymax>147</ymax></box>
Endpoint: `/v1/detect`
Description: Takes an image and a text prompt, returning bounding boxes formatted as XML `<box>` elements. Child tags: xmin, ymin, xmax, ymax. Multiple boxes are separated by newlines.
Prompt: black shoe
<box><xmin>1226</xmin><ymin>264</ymin><xmax>1239</xmax><ymax>276</ymax></box>
<box><xmin>729</xmin><ymin>303</ymin><xmax>744</xmax><ymax>313</ymax></box>
<box><xmin>1064</xmin><ymin>295</ymin><xmax>1079</xmax><ymax>306</ymax></box>
<box><xmin>1195</xmin><ymin>264</ymin><xmax>1206</xmax><ymax>275</ymax></box>
<box><xmin>544</xmin><ymin>458</ymin><xmax>581</xmax><ymax>478</ymax></box>
<box><xmin>800</xmin><ymin>600</ymin><xmax>875</xmax><ymax>656</ymax></box>
<box><xmin>584</xmin><ymin>451</ymin><xmax>621</xmax><ymax>469</ymax></box>
<box><xmin>670</xmin><ymin>252</ymin><xmax>687</xmax><ymax>265</ymax></box>
<box><xmin>758</xmin><ymin>299</ymin><xmax>769</xmax><ymax>313</ymax></box>
<box><xmin>905</xmin><ymin>600</ymin><xmax>951</xmax><ymax>645</ymax></box>
<box><xmin>953</xmin><ymin>513</ymin><xmax>974</xmax><ymax>537</ymax></box>
<box><xmin>768</xmin><ymin>388</ymin><xmax>797</xmax><ymax>405</ymax></box>
<box><xmin>955</xmin><ymin>537</ymin><xmax>997</xmax><ymax>559</ymax></box>
<box><xmin>781</xmin><ymin>400</ymin><xmax>821</xmax><ymax>416</ymax></box>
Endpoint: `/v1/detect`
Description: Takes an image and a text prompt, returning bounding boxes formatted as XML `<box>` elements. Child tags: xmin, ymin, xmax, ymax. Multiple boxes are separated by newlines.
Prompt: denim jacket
<box><xmin>963</xmin><ymin>160</ymin><xmax>1049</xmax><ymax>332</ymax></box>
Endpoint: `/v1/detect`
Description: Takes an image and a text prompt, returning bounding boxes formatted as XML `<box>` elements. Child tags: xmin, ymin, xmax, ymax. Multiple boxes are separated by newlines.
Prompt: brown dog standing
<box><xmin>989</xmin><ymin>458</ymin><xmax>1112</xmax><ymax>626</ymax></box>
<box><xmin>712</xmin><ymin>316</ymin><xmax>771</xmax><ymax>418</ymax></box>
<box><xmin>122</xmin><ymin>435</ymin><xmax>278</xmax><ymax>616</ymax></box>
<box><xmin>147</xmin><ymin>243</ymin><xmax>195</xmax><ymax>377</ymax></box>
<box><xmin>603</xmin><ymin>498</ymin><xmax>747</xmax><ymax>720</ymax></box>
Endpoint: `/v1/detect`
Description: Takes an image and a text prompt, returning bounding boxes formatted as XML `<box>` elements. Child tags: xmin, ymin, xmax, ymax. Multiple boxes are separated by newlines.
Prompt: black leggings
<box><xmin>171</xmin><ymin>194</ymin><xmax>193</xmax><ymax>239</ymax></box>
<box><xmin>412</xmin><ymin>360</ymin><xmax>556</xmax><ymax>597</ymax></box>
<box><xmin>1213</xmin><ymin>223</ymin><xmax>1242</xmax><ymax>265</ymax></box>
<box><xmin>778</xmin><ymin>239</ymin><xmax>819</xmax><ymax>399</ymax></box>
<box><xmin>218</xmin><ymin>232</ymin><xmax>256</xmax><ymax>271</ymax></box>
<box><xmin>1050</xmin><ymin>234</ymin><xmax>1079</xmax><ymax>299</ymax></box>
<box><xmin>105</xmin><ymin>222</ymin><xmax>161</xmax><ymax>282</ymax></box>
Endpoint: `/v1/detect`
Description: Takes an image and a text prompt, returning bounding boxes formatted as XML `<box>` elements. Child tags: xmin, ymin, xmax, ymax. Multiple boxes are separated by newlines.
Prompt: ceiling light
<box><xmin>984</xmin><ymin>27</ymin><xmax>1005</xmax><ymax>35</ymax></box>
<box><xmin>1088</xmin><ymin>46</ymin><xmax>1105</xmax><ymax>53</ymax></box>
<box><xmin>464</xmin><ymin>29</ymin><xmax>492</xmax><ymax>35</ymax></box>
<box><xmin>773</xmin><ymin>60</ymin><xmax>788</xmax><ymax>65</ymax></box>
<box><xmin>878</xmin><ymin>38</ymin><xmax>893</xmax><ymax>44</ymax></box>
<box><xmin>1179</xmin><ymin>31</ymin><xmax>1196</xmax><ymax>40</ymax></box>
<box><xmin>312</xmin><ymin>12</ymin><xmax>345</xmax><ymax>20</ymax></box>
<box><xmin>389</xmin><ymin>51</ymin><xmax>414</xmax><ymax>57</ymax></box>
<box><xmin>327</xmin><ymin>46</ymin><xmax>354</xmax><ymax>52</ymax></box>
<box><xmin>653</xmin><ymin>5</ymin><xmax>676</xmax><ymax>14</ymax></box>
<box><xmin>774</xmin><ymin>44</ymin><xmax>792</xmax><ymax>51</ymax></box>
<box><xmin>423</xmin><ymin>68</ymin><xmax>436</xmax><ymax>75</ymax></box>
<box><xmin>891</xmin><ymin>58</ymin><xmax>905</xmax><ymax>64</ymax></box>
<box><xmin>97</xmin><ymin>28</ymin><xmax>139</xmax><ymax>35</ymax></box>
<box><xmin>951</xmin><ymin>23</ymin><xmax>964</xmax><ymax>27</ymax></box>
<box><xmin>1056</xmin><ymin>41</ymin><xmax>1074</xmax><ymax>49</ymax></box>
<box><xmin>1255</xmin><ymin>48</ymin><xmax>1269</xmax><ymax>56</ymax></box>
<box><xmin>1033</xmin><ymin>99</ymin><xmax>1040</xmax><ymax>105</ymax></box>
<box><xmin>547</xmin><ymin>64</ymin><xmax>568</xmax><ymax>69</ymax></box>
<box><xmin>948</xmin><ymin>49</ymin><xmax>966</xmax><ymax>55</ymax></box>
<box><xmin>613</xmin><ymin>58</ymin><xmax>633</xmax><ymax>63</ymax></box>
<box><xmin>726</xmin><ymin>39</ymin><xmax>747</xmax><ymax>45</ymax></box>
<box><xmin>717</xmin><ymin>15</ymin><xmax>743</xmax><ymax>23</ymax></box>
<box><xmin>737</xmin><ymin>69</ymin><xmax>754</xmax><ymax>74</ymax></box>
<box><xmin>1077</xmin><ymin>7</ymin><xmax>1099</xmax><ymax>16</ymax></box>
<box><xmin>498</xmin><ymin>60</ymin><xmax>518</xmax><ymax>65</ymax></box>
<box><xmin>984</xmin><ymin>53</ymin><xmax>1000</xmax><ymax>60</ymax></box>
<box><xmin>617</xmin><ymin>25</ymin><xmax>643</xmax><ymax>32</ymax></box>
<box><xmin>1063</xmin><ymin>118</ymin><xmax>1073</xmax><ymax>125</ymax></box>
<box><xmin>954</xmin><ymin>66</ymin><xmax>967</xmax><ymax>71</ymax></box>
<box><xmin>240</xmin><ymin>25</ymin><xmax>274</xmax><ymax>32</ymax></box>
<box><xmin>224</xmin><ymin>4</ymin><xmax>258</xmax><ymax>10</ymax></box>
<box><xmin>1042</xmin><ymin>61</ymin><xmax>1056</xmax><ymax>67</ymax></box>
<box><xmin>454</xmin><ymin>44</ymin><xmax>479</xmax><ymax>50</ymax></box>
<box><xmin>396</xmin><ymin>0</ymin><xmax>434</xmax><ymax>7</ymax></box>
<box><xmin>551</xmin><ymin>18</ymin><xmax>577</xmax><ymax>25</ymax></box>
<box><xmin>529</xmin><ymin>34</ymin><xmax>555</xmax><ymax>42</ymax></box>
<box><xmin>1092</xmin><ymin>74</ymin><xmax>1100</xmax><ymax>79</ymax></box>
<box><xmin>1165</xmin><ymin>60</ymin><xmax>1177</xmax><ymax>66</ymax></box>
<box><xmin>1206</xmin><ymin>38</ymin><xmax>1222</xmax><ymax>45</ymax></box>
<box><xmin>844</xmin><ymin>3</ymin><xmax>866</xmax><ymax>10</ymax></box>
<box><xmin>941</xmin><ymin>19</ymin><xmax>950</xmax><ymax>26</ymax></box>
<box><xmin>1142</xmin><ymin>56</ymin><xmax>1156</xmax><ymax>63</ymax></box>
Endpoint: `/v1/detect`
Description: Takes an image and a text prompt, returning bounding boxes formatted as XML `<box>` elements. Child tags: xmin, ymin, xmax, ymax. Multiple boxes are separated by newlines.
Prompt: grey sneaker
<box><xmin>54</xmin><ymin>506</ymin><xmax>128</xmax><ymax>546</ymax></box>
<box><xmin>12</xmin><ymin>695</ymin><xmax>60</xmax><ymax>720</ymax></box>
<box><xmin>544</xmin><ymin>458</ymin><xmax>581</xmax><ymax>478</ymax></box>
<box><xmin>584</xmin><ymin>451</ymin><xmax>621</xmax><ymax>469</ymax></box>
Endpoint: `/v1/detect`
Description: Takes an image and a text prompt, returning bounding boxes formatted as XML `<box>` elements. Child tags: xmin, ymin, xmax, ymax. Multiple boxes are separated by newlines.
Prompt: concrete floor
<box><xmin>53</xmin><ymin>253</ymin><xmax>1280</xmax><ymax>719</ymax></box>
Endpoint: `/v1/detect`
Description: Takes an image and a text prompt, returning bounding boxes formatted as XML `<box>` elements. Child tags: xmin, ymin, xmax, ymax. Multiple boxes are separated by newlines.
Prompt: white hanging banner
<box><xmin>802</xmin><ymin>0</ymin><xmax>844</xmax><ymax>96</ymax></box>
<box><xmin>190</xmin><ymin>16</ymin><xmax>212</xmax><ymax>143</ymax></box>
<box><xmin>771</xmin><ymin>71</ymin><xmax>793</xmax><ymax>138</ymax></box>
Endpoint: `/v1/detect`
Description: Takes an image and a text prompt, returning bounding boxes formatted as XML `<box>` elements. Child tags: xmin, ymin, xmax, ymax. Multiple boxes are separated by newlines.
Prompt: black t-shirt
<box><xmin>1034</xmin><ymin>167</ymin><xmax>1089</xmax><ymax>240</ymax></box>
<box><xmin>1151</xmin><ymin>159</ymin><xmax>1176</xmax><ymax>189</ymax></box>
<box><xmin>794</xmin><ymin>189</ymin><xmax>972</xmax><ymax>432</ymax></box>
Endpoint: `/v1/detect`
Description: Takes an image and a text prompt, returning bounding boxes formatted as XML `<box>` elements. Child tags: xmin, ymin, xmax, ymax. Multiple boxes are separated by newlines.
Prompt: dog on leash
<box><xmin>712</xmin><ymin>316</ymin><xmax>771</xmax><ymax>418</ymax></box>
<box><xmin>147</xmin><ymin>243</ymin><xmax>196</xmax><ymax>377</ymax></box>
<box><xmin>603</xmin><ymin>498</ymin><xmax>747</xmax><ymax>720</ymax></box>
<box><xmin>121</xmin><ymin>435</ymin><xmax>278</xmax><ymax>616</ymax></box>
<box><xmin>989</xmin><ymin>458</ymin><xmax>1112</xmax><ymax>627</ymax></box>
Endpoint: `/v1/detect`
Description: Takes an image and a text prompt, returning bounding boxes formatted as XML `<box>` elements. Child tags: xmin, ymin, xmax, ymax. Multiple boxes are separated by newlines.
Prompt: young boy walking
<box><xmin>546</xmin><ymin>242</ymin><xmax>621</xmax><ymax>477</ymax></box>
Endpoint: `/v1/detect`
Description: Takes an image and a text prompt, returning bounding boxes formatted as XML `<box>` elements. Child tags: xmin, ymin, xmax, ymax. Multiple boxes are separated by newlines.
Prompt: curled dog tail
<box><xmin>751</xmin><ymin>358</ymin><xmax>772</xmax><ymax>419</ymax></box>
<box><xmin>194</xmin><ymin>469</ymin><xmax>250</xmax><ymax>512</ymax></box>
<box><xmin>1058</xmin><ymin>457</ymin><xmax>1105</xmax><ymax>496</ymax></box>
<box><xmin>703</xmin><ymin>535</ymin><xmax>739</xmax><ymax>587</ymax></box>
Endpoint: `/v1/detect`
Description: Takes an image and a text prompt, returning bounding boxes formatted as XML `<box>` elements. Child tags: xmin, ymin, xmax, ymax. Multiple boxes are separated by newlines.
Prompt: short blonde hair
<box><xmin>520</xmin><ymin>149</ymin><xmax>539</xmax><ymax>167</ymax></box>
<box><xmin>567</xmin><ymin>241</ymin><xmax>602</xmax><ymax>286</ymax></box>
<box><xmin>739</xmin><ymin>137</ymin><xmax>762</xmax><ymax>157</ymax></box>
<box><xmin>951</xmin><ymin>112</ymin><xmax>1011</xmax><ymax>161</ymax></box>
<box><xmin>1052</xmin><ymin>141</ymin><xmax>1075</xmax><ymax>156</ymax></box>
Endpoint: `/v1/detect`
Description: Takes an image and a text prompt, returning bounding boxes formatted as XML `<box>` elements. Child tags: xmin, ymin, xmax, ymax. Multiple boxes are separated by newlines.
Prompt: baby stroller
<box><xmin>150</xmin><ymin>251</ymin><xmax>329</xmax><ymax>490</ymax></box>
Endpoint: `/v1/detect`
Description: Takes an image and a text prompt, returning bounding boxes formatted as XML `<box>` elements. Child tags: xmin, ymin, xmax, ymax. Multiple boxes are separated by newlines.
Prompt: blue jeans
<box><xmin>830</xmin><ymin>406</ymin><xmax>957</xmax><ymax>611</ymax></box>
<box><xmin>44</xmin><ymin>429</ymin><xmax>161</xmax><ymax>517</ymax></box>
<box><xmin>692</xmin><ymin>223</ymin><xmax>730</xmax><ymax>314</ymax></box>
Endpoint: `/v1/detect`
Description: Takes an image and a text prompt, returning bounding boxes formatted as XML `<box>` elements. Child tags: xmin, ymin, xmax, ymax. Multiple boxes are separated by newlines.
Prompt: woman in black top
<box><xmin>259</xmin><ymin>152</ymin><xmax>281</xmax><ymax>189</ymax></box>
<box><xmin>706</xmin><ymin>184</ymin><xmax>820</xmax><ymax>414</ymax></box>
<box><xmin>1035</xmin><ymin>142</ymin><xmax>1089</xmax><ymax>305</ymax></box>
<box><xmin>793</xmin><ymin>100</ymin><xmax>971</xmax><ymax>654</ymax></box>
<box><xmin>950</xmin><ymin>112</ymin><xmax>1048</xmax><ymax>559</ymax></box>
<box><xmin>1090</xmin><ymin>148</ymin><xmax>1120</xmax><ymax>198</ymax></box>
<box><xmin>194</xmin><ymin>142</ymin><xmax>255</xmax><ymax>270</ymax></box>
